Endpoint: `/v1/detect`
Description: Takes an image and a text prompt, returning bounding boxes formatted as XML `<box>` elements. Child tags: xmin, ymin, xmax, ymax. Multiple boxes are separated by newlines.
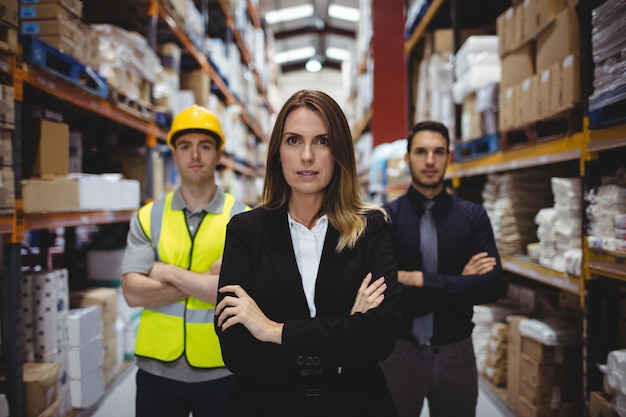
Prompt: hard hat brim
<box><xmin>169</xmin><ymin>128</ymin><xmax>224</xmax><ymax>150</ymax></box>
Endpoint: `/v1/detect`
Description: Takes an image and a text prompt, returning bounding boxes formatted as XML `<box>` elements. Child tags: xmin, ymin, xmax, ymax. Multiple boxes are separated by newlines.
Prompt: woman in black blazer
<box><xmin>215</xmin><ymin>89</ymin><xmax>400</xmax><ymax>417</ymax></box>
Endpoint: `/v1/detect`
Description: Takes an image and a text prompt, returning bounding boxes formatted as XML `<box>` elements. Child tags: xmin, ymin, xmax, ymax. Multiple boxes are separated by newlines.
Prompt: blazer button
<box><xmin>313</xmin><ymin>356</ymin><xmax>321</xmax><ymax>366</ymax></box>
<box><xmin>296</xmin><ymin>356</ymin><xmax>305</xmax><ymax>366</ymax></box>
<box><xmin>305</xmin><ymin>356</ymin><xmax>313</xmax><ymax>366</ymax></box>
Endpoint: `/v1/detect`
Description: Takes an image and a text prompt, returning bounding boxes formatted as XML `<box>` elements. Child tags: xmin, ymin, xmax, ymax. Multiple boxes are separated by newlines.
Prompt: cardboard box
<box><xmin>68</xmin><ymin>335</ymin><xmax>104</xmax><ymax>379</ymax></box>
<box><xmin>550</xmin><ymin>61</ymin><xmax>562</xmax><ymax>111</ymax></box>
<box><xmin>180</xmin><ymin>69</ymin><xmax>210</xmax><ymax>107</ymax></box>
<box><xmin>70</xmin><ymin>287</ymin><xmax>118</xmax><ymax>338</ymax></box>
<box><xmin>69</xmin><ymin>367</ymin><xmax>104</xmax><ymax>409</ymax></box>
<box><xmin>67</xmin><ymin>306</ymin><xmax>102</xmax><ymax>347</ymax></box>
<box><xmin>0</xmin><ymin>0</ymin><xmax>18</xmax><ymax>27</ymax></box>
<box><xmin>432</xmin><ymin>27</ymin><xmax>490</xmax><ymax>53</ymax></box>
<box><xmin>523</xmin><ymin>0</ymin><xmax>537</xmax><ymax>40</ymax></box>
<box><xmin>539</xmin><ymin>68</ymin><xmax>551</xmax><ymax>116</ymax></box>
<box><xmin>22</xmin><ymin>174</ymin><xmax>140</xmax><ymax>213</ymax></box>
<box><xmin>0</xmin><ymin>84</ymin><xmax>15</xmax><ymax>125</ymax></box>
<box><xmin>0</xmin><ymin>167</ymin><xmax>15</xmax><ymax>215</ymax></box>
<box><xmin>23</xmin><ymin>363</ymin><xmax>58</xmax><ymax>417</ymax></box>
<box><xmin>534</xmin><ymin>0</ymin><xmax>567</xmax><ymax>31</ymax></box>
<box><xmin>20</xmin><ymin>0</ymin><xmax>83</xmax><ymax>18</ymax></box>
<box><xmin>522</xmin><ymin>336</ymin><xmax>581</xmax><ymax>365</ymax></box>
<box><xmin>589</xmin><ymin>391</ymin><xmax>618</xmax><ymax>417</ymax></box>
<box><xmin>507</xmin><ymin>316</ymin><xmax>529</xmax><ymax>412</ymax></box>
<box><xmin>561</xmin><ymin>53</ymin><xmax>580</xmax><ymax>106</ymax></box>
<box><xmin>518</xmin><ymin>396</ymin><xmax>582</xmax><ymax>417</ymax></box>
<box><xmin>27</xmin><ymin>119</ymin><xmax>69</xmax><ymax>177</ymax></box>
<box><xmin>535</xmin><ymin>7</ymin><xmax>579</xmax><ymax>73</ymax></box>
<box><xmin>19</xmin><ymin>3</ymin><xmax>73</xmax><ymax>20</ymax></box>
<box><xmin>501</xmin><ymin>42</ymin><xmax>535</xmax><ymax>90</ymax></box>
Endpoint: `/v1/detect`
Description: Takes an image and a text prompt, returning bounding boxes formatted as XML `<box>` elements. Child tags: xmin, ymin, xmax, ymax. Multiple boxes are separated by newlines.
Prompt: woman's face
<box><xmin>279</xmin><ymin>107</ymin><xmax>335</xmax><ymax>201</ymax></box>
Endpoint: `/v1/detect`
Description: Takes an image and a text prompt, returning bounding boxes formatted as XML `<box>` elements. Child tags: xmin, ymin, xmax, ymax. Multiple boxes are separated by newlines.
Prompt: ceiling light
<box><xmin>328</xmin><ymin>4</ymin><xmax>360</xmax><ymax>22</ymax></box>
<box><xmin>265</xmin><ymin>4</ymin><xmax>315</xmax><ymax>24</ymax></box>
<box><xmin>326</xmin><ymin>47</ymin><xmax>350</xmax><ymax>61</ymax></box>
<box><xmin>305</xmin><ymin>58</ymin><xmax>322</xmax><ymax>72</ymax></box>
<box><xmin>275</xmin><ymin>46</ymin><xmax>316</xmax><ymax>64</ymax></box>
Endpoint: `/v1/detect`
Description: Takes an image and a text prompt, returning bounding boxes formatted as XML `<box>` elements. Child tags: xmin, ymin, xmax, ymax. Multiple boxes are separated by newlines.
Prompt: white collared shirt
<box><xmin>288</xmin><ymin>213</ymin><xmax>329</xmax><ymax>318</ymax></box>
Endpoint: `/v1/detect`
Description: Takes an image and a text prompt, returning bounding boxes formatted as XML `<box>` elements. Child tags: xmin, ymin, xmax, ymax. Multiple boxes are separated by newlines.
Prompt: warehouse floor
<box><xmin>90</xmin><ymin>364</ymin><xmax>512</xmax><ymax>417</ymax></box>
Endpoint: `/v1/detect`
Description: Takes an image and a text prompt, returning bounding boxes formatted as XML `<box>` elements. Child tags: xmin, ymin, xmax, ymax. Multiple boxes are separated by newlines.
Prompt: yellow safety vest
<box><xmin>134</xmin><ymin>191</ymin><xmax>245</xmax><ymax>368</ymax></box>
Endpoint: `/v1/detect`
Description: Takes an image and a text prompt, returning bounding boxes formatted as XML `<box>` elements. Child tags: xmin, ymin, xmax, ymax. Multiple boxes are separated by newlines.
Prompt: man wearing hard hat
<box><xmin>121</xmin><ymin>105</ymin><xmax>249</xmax><ymax>417</ymax></box>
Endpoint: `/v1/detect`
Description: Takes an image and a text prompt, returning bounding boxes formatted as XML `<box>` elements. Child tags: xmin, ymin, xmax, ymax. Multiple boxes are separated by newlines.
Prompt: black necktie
<box><xmin>412</xmin><ymin>200</ymin><xmax>436</xmax><ymax>345</ymax></box>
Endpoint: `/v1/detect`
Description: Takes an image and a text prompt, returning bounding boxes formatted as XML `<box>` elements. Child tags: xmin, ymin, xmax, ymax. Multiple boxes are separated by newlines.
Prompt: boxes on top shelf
<box><xmin>0</xmin><ymin>0</ymin><xmax>18</xmax><ymax>27</ymax></box>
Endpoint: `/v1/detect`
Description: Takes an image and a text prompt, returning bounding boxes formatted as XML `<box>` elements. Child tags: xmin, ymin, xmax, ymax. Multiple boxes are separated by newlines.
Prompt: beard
<box><xmin>410</xmin><ymin>171</ymin><xmax>444</xmax><ymax>190</ymax></box>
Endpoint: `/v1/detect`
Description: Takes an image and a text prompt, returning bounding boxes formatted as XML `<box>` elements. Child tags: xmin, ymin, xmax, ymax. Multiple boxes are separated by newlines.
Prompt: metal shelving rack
<box><xmin>0</xmin><ymin>0</ymin><xmax>272</xmax><ymax>415</ymax></box>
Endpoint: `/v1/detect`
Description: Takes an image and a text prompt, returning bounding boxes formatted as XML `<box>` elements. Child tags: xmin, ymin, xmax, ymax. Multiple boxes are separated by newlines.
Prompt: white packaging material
<box><xmin>615</xmin><ymin>391</ymin><xmax>626</xmax><ymax>417</ymax></box>
<box><xmin>0</xmin><ymin>394</ymin><xmax>8</xmax><ymax>417</ymax></box>
<box><xmin>68</xmin><ymin>336</ymin><xmax>104</xmax><ymax>379</ymax></box>
<box><xmin>616</xmin><ymin>213</ymin><xmax>626</xmax><ymax>229</ymax></box>
<box><xmin>67</xmin><ymin>306</ymin><xmax>102</xmax><ymax>347</ymax></box>
<box><xmin>70</xmin><ymin>367</ymin><xmax>105</xmax><ymax>409</ymax></box>
<box><xmin>519</xmin><ymin>317</ymin><xmax>582</xmax><ymax>346</ymax></box>
<box><xmin>607</xmin><ymin>350</ymin><xmax>626</xmax><ymax>395</ymax></box>
<box><xmin>564</xmin><ymin>249</ymin><xmax>582</xmax><ymax>276</ymax></box>
<box><xmin>21</xmin><ymin>272</ymin><xmax>36</xmax><ymax>362</ymax></box>
<box><xmin>33</xmin><ymin>271</ymin><xmax>60</xmax><ymax>359</ymax></box>
<box><xmin>454</xmin><ymin>36</ymin><xmax>500</xmax><ymax>79</ymax></box>
<box><xmin>452</xmin><ymin>64</ymin><xmax>501</xmax><ymax>104</ymax></box>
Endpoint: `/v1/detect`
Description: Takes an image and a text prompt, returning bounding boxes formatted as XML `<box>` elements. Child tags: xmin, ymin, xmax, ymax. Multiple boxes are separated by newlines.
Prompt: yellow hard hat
<box><xmin>167</xmin><ymin>105</ymin><xmax>225</xmax><ymax>150</ymax></box>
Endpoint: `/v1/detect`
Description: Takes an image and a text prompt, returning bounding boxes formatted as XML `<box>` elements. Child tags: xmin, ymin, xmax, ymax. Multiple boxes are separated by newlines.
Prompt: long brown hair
<box><xmin>260</xmin><ymin>89</ymin><xmax>385</xmax><ymax>251</ymax></box>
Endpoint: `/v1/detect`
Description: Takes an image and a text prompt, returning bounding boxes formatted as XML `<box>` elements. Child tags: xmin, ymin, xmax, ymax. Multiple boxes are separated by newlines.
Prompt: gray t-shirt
<box><xmin>121</xmin><ymin>187</ymin><xmax>245</xmax><ymax>382</ymax></box>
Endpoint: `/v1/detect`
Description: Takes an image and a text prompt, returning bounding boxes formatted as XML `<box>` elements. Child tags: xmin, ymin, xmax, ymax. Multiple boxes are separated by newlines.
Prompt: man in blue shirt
<box><xmin>380</xmin><ymin>121</ymin><xmax>505</xmax><ymax>417</ymax></box>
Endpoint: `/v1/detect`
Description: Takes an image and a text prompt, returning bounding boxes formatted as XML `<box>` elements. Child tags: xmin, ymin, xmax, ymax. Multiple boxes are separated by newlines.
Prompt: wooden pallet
<box><xmin>109</xmin><ymin>85</ymin><xmax>153</xmax><ymax>120</ymax></box>
<box><xmin>454</xmin><ymin>134</ymin><xmax>500</xmax><ymax>162</ymax></box>
<box><xmin>500</xmin><ymin>104</ymin><xmax>583</xmax><ymax>151</ymax></box>
<box><xmin>589</xmin><ymin>87</ymin><xmax>626</xmax><ymax>130</ymax></box>
<box><xmin>21</xmin><ymin>35</ymin><xmax>108</xmax><ymax>98</ymax></box>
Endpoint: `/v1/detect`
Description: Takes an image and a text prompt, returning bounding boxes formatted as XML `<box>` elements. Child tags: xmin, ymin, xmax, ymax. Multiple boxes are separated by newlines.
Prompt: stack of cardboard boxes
<box><xmin>497</xmin><ymin>0</ymin><xmax>580</xmax><ymax>130</ymax></box>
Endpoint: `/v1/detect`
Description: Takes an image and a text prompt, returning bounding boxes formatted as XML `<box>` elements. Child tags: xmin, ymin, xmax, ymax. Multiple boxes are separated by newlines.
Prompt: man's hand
<box><xmin>462</xmin><ymin>252</ymin><xmax>497</xmax><ymax>275</ymax></box>
<box><xmin>350</xmin><ymin>273</ymin><xmax>386</xmax><ymax>315</ymax></box>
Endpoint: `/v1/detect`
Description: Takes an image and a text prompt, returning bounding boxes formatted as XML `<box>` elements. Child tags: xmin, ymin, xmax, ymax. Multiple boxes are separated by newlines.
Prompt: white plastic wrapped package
<box><xmin>518</xmin><ymin>317</ymin><xmax>582</xmax><ymax>346</ymax></box>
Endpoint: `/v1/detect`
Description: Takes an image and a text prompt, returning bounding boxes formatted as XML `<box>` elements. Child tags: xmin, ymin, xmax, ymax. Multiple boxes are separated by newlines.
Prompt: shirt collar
<box><xmin>406</xmin><ymin>185</ymin><xmax>452</xmax><ymax>213</ymax></box>
<box><xmin>171</xmin><ymin>186</ymin><xmax>226</xmax><ymax>214</ymax></box>
<box><xmin>287</xmin><ymin>212</ymin><xmax>328</xmax><ymax>232</ymax></box>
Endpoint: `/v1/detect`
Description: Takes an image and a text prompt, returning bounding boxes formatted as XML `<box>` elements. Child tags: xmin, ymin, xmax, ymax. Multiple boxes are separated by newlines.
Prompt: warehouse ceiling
<box><xmin>257</xmin><ymin>0</ymin><xmax>513</xmax><ymax>74</ymax></box>
<box><xmin>258</xmin><ymin>0</ymin><xmax>360</xmax><ymax>73</ymax></box>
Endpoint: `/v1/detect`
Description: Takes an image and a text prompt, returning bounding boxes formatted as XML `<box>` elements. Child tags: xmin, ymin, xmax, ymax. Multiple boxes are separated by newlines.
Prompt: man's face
<box><xmin>172</xmin><ymin>133</ymin><xmax>222</xmax><ymax>186</ymax></box>
<box><xmin>405</xmin><ymin>130</ymin><xmax>449</xmax><ymax>194</ymax></box>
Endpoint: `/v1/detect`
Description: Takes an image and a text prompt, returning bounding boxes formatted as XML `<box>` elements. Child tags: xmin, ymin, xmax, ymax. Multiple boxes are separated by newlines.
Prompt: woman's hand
<box><xmin>350</xmin><ymin>273</ymin><xmax>386</xmax><ymax>315</ymax></box>
<box><xmin>462</xmin><ymin>252</ymin><xmax>497</xmax><ymax>275</ymax></box>
<box><xmin>216</xmin><ymin>285</ymin><xmax>283</xmax><ymax>344</ymax></box>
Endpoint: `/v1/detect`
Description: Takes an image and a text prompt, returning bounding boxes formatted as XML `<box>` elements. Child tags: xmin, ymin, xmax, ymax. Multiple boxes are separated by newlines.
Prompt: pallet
<box><xmin>500</xmin><ymin>104</ymin><xmax>583</xmax><ymax>151</ymax></box>
<box><xmin>454</xmin><ymin>134</ymin><xmax>500</xmax><ymax>162</ymax></box>
<box><xmin>20</xmin><ymin>35</ymin><xmax>108</xmax><ymax>98</ymax></box>
<box><xmin>109</xmin><ymin>85</ymin><xmax>153</xmax><ymax>121</ymax></box>
<box><xmin>589</xmin><ymin>86</ymin><xmax>626</xmax><ymax>130</ymax></box>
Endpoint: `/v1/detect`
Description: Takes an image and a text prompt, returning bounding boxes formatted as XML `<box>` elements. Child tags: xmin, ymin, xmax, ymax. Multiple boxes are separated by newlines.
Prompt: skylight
<box><xmin>265</xmin><ymin>4</ymin><xmax>315</xmax><ymax>24</ymax></box>
<box><xmin>326</xmin><ymin>47</ymin><xmax>350</xmax><ymax>61</ymax></box>
<box><xmin>328</xmin><ymin>4</ymin><xmax>360</xmax><ymax>22</ymax></box>
<box><xmin>274</xmin><ymin>46</ymin><xmax>316</xmax><ymax>64</ymax></box>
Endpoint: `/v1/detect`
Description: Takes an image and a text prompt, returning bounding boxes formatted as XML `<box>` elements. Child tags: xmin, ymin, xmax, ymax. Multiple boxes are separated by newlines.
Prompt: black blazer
<box><xmin>215</xmin><ymin>206</ymin><xmax>400</xmax><ymax>417</ymax></box>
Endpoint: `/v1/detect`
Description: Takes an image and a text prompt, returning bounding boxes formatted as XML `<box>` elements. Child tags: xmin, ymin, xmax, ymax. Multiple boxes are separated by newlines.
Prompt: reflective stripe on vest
<box><xmin>134</xmin><ymin>191</ymin><xmax>245</xmax><ymax>368</ymax></box>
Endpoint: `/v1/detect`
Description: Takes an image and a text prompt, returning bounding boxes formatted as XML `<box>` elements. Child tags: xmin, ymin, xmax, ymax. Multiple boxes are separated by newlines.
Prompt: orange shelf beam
<box><xmin>157</xmin><ymin>2</ymin><xmax>268</xmax><ymax>142</ymax></box>
<box><xmin>16</xmin><ymin>68</ymin><xmax>166</xmax><ymax>141</ymax></box>
<box><xmin>404</xmin><ymin>0</ymin><xmax>446</xmax><ymax>55</ymax></box>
